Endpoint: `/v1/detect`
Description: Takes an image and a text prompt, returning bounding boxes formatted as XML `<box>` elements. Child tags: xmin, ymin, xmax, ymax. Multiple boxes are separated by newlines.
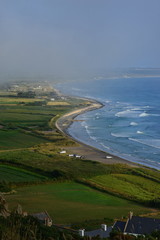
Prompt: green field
<box><xmin>0</xmin><ymin>102</ymin><xmax>72</xmax><ymax>129</ymax></box>
<box><xmin>0</xmin><ymin>112</ymin><xmax>52</xmax><ymax>127</ymax></box>
<box><xmin>0</xmin><ymin>164</ymin><xmax>48</xmax><ymax>183</ymax></box>
<box><xmin>1</xmin><ymin>146</ymin><xmax>160</xmax><ymax>207</ymax></box>
<box><xmin>88</xmin><ymin>173</ymin><xmax>160</xmax><ymax>202</ymax></box>
<box><xmin>1</xmin><ymin>148</ymin><xmax>160</xmax><ymax>204</ymax></box>
<box><xmin>5</xmin><ymin>182</ymin><xmax>153</xmax><ymax>224</ymax></box>
<box><xmin>0</xmin><ymin>149</ymin><xmax>121</xmax><ymax>178</ymax></box>
<box><xmin>0</xmin><ymin>98</ymin><xmax>77</xmax><ymax>150</ymax></box>
<box><xmin>0</xmin><ymin>97</ymin><xmax>45</xmax><ymax>103</ymax></box>
<box><xmin>0</xmin><ymin>130</ymin><xmax>49</xmax><ymax>149</ymax></box>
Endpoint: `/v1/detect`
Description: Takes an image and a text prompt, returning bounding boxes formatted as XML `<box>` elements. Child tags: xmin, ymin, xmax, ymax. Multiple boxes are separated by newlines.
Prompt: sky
<box><xmin>0</xmin><ymin>0</ymin><xmax>160</xmax><ymax>81</ymax></box>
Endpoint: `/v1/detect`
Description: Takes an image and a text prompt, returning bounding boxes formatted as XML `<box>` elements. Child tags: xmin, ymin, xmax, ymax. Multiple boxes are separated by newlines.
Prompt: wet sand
<box><xmin>55</xmin><ymin>98</ymin><xmax>143</xmax><ymax>168</ymax></box>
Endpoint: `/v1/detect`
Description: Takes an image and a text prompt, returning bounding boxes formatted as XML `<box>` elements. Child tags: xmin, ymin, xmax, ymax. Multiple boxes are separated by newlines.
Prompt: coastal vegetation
<box><xmin>0</xmin><ymin>81</ymin><xmax>160</xmax><ymax>226</ymax></box>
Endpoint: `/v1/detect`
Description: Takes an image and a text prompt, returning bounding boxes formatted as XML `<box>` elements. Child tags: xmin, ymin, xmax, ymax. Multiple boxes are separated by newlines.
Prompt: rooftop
<box><xmin>114</xmin><ymin>215</ymin><xmax>160</xmax><ymax>235</ymax></box>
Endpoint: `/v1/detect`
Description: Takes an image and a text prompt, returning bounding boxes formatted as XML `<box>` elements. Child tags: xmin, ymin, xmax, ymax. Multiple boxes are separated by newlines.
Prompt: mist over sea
<box><xmin>56</xmin><ymin>77</ymin><xmax>160</xmax><ymax>169</ymax></box>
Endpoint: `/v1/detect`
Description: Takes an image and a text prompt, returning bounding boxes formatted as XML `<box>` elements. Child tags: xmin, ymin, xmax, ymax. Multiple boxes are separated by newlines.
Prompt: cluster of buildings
<box><xmin>1</xmin><ymin>196</ymin><xmax>160</xmax><ymax>238</ymax></box>
<box><xmin>32</xmin><ymin>211</ymin><xmax>112</xmax><ymax>238</ymax></box>
<box><xmin>32</xmin><ymin>211</ymin><xmax>160</xmax><ymax>238</ymax></box>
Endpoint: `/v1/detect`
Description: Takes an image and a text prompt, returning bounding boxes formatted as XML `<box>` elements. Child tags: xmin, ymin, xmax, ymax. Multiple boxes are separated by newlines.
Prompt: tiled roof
<box><xmin>114</xmin><ymin>220</ymin><xmax>126</xmax><ymax>232</ymax></box>
<box><xmin>85</xmin><ymin>226</ymin><xmax>112</xmax><ymax>238</ymax></box>
<box><xmin>125</xmin><ymin>216</ymin><xmax>160</xmax><ymax>235</ymax></box>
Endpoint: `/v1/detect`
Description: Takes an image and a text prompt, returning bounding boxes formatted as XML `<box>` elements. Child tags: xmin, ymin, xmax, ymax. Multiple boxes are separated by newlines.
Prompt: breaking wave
<box><xmin>111</xmin><ymin>132</ymin><xmax>131</xmax><ymax>138</ymax></box>
<box><xmin>129</xmin><ymin>138</ymin><xmax>160</xmax><ymax>149</ymax></box>
<box><xmin>139</xmin><ymin>112</ymin><xmax>150</xmax><ymax>117</ymax></box>
<box><xmin>115</xmin><ymin>110</ymin><xmax>139</xmax><ymax>118</ymax></box>
<box><xmin>130</xmin><ymin>122</ymin><xmax>138</xmax><ymax>126</ymax></box>
<box><xmin>100</xmin><ymin>143</ymin><xmax>110</xmax><ymax>150</ymax></box>
<box><xmin>136</xmin><ymin>131</ymin><xmax>144</xmax><ymax>134</ymax></box>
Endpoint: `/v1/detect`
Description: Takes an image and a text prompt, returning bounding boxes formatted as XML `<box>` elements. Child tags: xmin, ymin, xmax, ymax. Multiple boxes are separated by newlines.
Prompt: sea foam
<box><xmin>115</xmin><ymin>110</ymin><xmax>138</xmax><ymax>118</ymax></box>
<box><xmin>100</xmin><ymin>143</ymin><xmax>110</xmax><ymax>150</ymax></box>
<box><xmin>111</xmin><ymin>132</ymin><xmax>130</xmax><ymax>138</ymax></box>
<box><xmin>130</xmin><ymin>122</ymin><xmax>138</xmax><ymax>126</ymax></box>
<box><xmin>139</xmin><ymin>112</ymin><xmax>149</xmax><ymax>117</ymax></box>
<box><xmin>136</xmin><ymin>131</ymin><xmax>144</xmax><ymax>134</ymax></box>
<box><xmin>129</xmin><ymin>138</ymin><xmax>160</xmax><ymax>149</ymax></box>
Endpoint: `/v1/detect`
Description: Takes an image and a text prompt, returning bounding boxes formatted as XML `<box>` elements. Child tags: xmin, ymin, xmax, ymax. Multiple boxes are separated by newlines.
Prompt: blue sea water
<box><xmin>56</xmin><ymin>77</ymin><xmax>160</xmax><ymax>169</ymax></box>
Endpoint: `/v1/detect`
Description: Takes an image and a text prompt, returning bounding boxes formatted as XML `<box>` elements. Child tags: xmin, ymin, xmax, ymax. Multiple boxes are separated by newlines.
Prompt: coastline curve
<box><xmin>55</xmin><ymin>97</ymin><xmax>143</xmax><ymax>168</ymax></box>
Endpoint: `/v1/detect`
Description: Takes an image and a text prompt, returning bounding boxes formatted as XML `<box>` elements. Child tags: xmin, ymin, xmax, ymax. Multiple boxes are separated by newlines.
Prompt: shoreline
<box><xmin>55</xmin><ymin>96</ymin><xmax>146</xmax><ymax>168</ymax></box>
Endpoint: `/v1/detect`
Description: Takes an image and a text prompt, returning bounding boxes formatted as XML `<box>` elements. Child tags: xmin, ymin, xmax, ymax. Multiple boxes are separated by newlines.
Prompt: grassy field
<box><xmin>88</xmin><ymin>173</ymin><xmax>160</xmax><ymax>202</ymax></box>
<box><xmin>0</xmin><ymin>164</ymin><xmax>48</xmax><ymax>183</ymax></box>
<box><xmin>5</xmin><ymin>182</ymin><xmax>153</xmax><ymax>224</ymax></box>
<box><xmin>0</xmin><ymin>97</ymin><xmax>45</xmax><ymax>104</ymax></box>
<box><xmin>47</xmin><ymin>101</ymin><xmax>70</xmax><ymax>106</ymax></box>
<box><xmin>0</xmin><ymin>96</ymin><xmax>80</xmax><ymax>150</ymax></box>
<box><xmin>0</xmin><ymin>112</ymin><xmax>52</xmax><ymax>127</ymax></box>
<box><xmin>0</xmin><ymin>150</ymin><xmax>108</xmax><ymax>179</ymax></box>
<box><xmin>1</xmin><ymin>148</ymin><xmax>160</xmax><ymax>204</ymax></box>
<box><xmin>0</xmin><ymin>130</ymin><xmax>49</xmax><ymax>149</ymax></box>
<box><xmin>0</xmin><ymin>150</ymin><xmax>126</xmax><ymax>178</ymax></box>
<box><xmin>1</xmin><ymin>143</ymin><xmax>160</xmax><ymax>207</ymax></box>
<box><xmin>0</xmin><ymin>99</ymin><xmax>79</xmax><ymax>131</ymax></box>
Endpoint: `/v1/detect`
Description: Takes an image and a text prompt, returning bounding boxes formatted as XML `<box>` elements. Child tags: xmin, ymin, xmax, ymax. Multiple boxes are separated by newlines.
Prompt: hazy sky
<box><xmin>1</xmin><ymin>0</ymin><xmax>160</xmax><ymax>81</ymax></box>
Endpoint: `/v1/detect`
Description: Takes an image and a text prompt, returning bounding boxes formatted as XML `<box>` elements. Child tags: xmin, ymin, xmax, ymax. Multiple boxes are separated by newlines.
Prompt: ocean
<box><xmin>56</xmin><ymin>77</ymin><xmax>160</xmax><ymax>170</ymax></box>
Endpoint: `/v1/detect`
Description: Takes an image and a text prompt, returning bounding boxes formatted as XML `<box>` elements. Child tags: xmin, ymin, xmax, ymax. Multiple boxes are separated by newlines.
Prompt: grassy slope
<box><xmin>0</xmin><ymin>130</ymin><xmax>49</xmax><ymax>149</ymax></box>
<box><xmin>0</xmin><ymin>107</ymin><xmax>54</xmax><ymax>128</ymax></box>
<box><xmin>5</xmin><ymin>182</ymin><xmax>152</xmax><ymax>224</ymax></box>
<box><xmin>0</xmin><ymin>164</ymin><xmax>48</xmax><ymax>183</ymax></box>
<box><xmin>88</xmin><ymin>174</ymin><xmax>160</xmax><ymax>202</ymax></box>
<box><xmin>1</xmin><ymin>148</ymin><xmax>160</xmax><ymax>204</ymax></box>
<box><xmin>0</xmin><ymin>112</ymin><xmax>51</xmax><ymax>125</ymax></box>
<box><xmin>0</xmin><ymin>150</ymin><xmax>111</xmax><ymax>177</ymax></box>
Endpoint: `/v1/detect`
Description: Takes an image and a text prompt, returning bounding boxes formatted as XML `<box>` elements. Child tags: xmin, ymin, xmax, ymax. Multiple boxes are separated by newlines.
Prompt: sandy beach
<box><xmin>55</xmin><ymin>98</ymin><xmax>142</xmax><ymax>168</ymax></box>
